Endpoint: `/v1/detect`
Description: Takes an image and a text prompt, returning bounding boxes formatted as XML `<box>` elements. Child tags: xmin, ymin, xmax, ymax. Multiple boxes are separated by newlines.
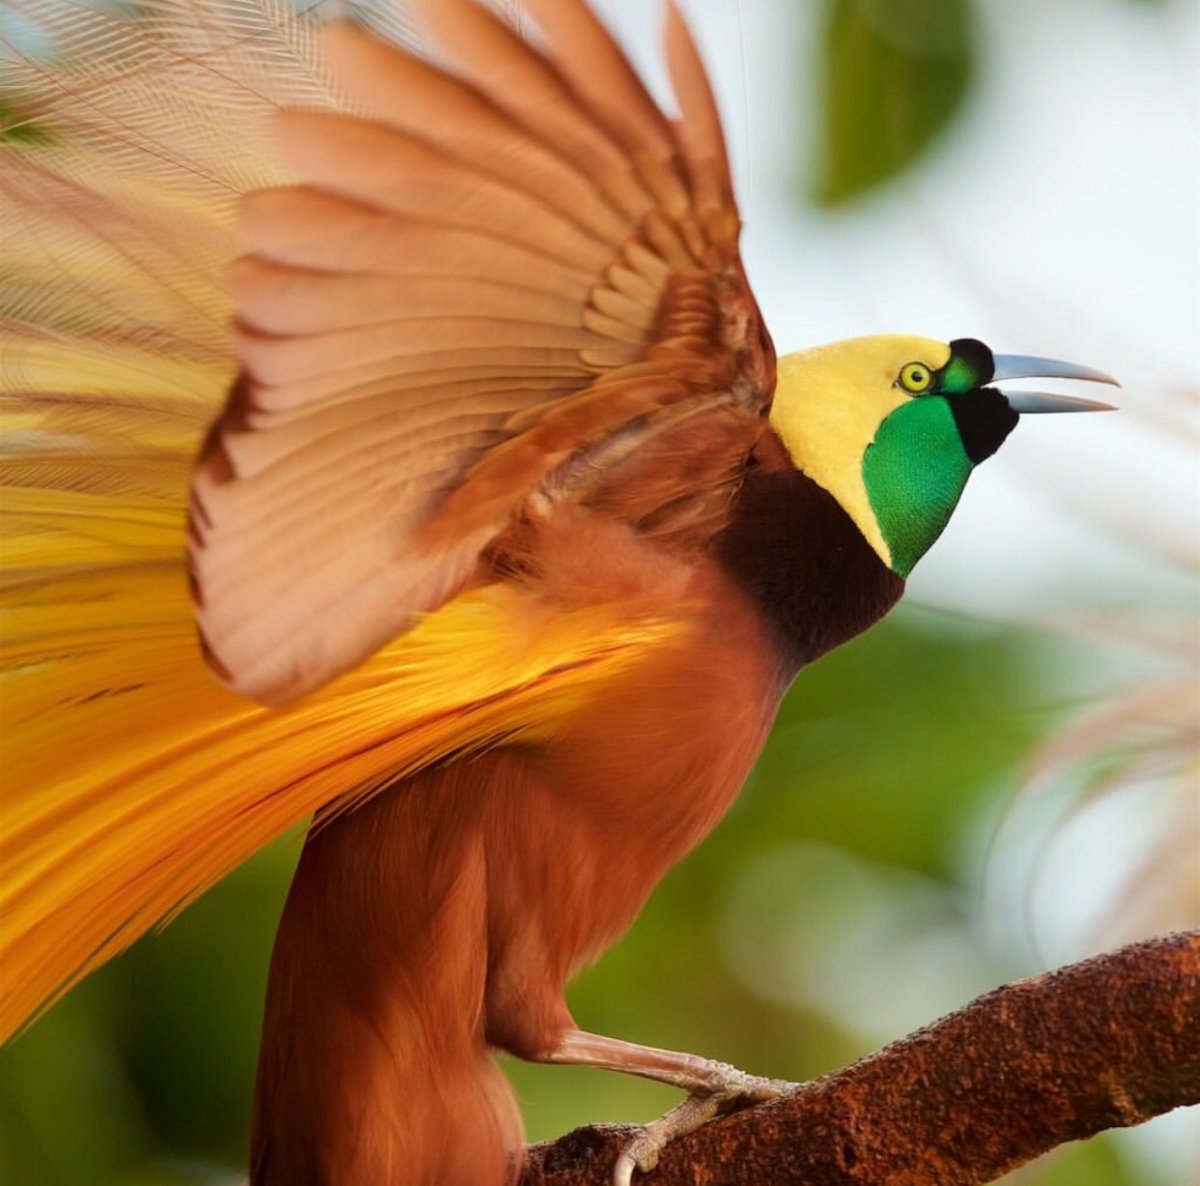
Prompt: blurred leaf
<box><xmin>742</xmin><ymin>609</ymin><xmax>1041</xmax><ymax>877</ymax></box>
<box><xmin>1001</xmin><ymin>1134</ymin><xmax>1130</xmax><ymax>1186</ymax></box>
<box><xmin>115</xmin><ymin>835</ymin><xmax>298</xmax><ymax>1165</ymax></box>
<box><xmin>812</xmin><ymin>0</ymin><xmax>974</xmax><ymax>206</ymax></box>
<box><xmin>0</xmin><ymin>989</ymin><xmax>155</xmax><ymax>1186</ymax></box>
<box><xmin>0</xmin><ymin>96</ymin><xmax>51</xmax><ymax>145</ymax></box>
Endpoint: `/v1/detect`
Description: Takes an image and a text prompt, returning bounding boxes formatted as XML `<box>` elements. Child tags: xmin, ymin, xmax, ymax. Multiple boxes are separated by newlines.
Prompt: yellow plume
<box><xmin>0</xmin><ymin>0</ymin><xmax>683</xmax><ymax>1040</ymax></box>
<box><xmin>0</xmin><ymin>540</ymin><xmax>680</xmax><ymax>1039</ymax></box>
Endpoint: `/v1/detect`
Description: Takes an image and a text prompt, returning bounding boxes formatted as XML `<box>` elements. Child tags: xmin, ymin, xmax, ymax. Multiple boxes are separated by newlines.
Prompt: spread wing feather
<box><xmin>191</xmin><ymin>0</ymin><xmax>775</xmax><ymax>704</ymax></box>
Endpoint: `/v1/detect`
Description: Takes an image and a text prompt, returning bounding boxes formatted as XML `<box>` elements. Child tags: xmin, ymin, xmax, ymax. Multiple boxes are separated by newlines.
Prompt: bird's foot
<box><xmin>536</xmin><ymin>1031</ymin><xmax>797</xmax><ymax>1183</ymax></box>
<box><xmin>612</xmin><ymin>1069</ymin><xmax>796</xmax><ymax>1186</ymax></box>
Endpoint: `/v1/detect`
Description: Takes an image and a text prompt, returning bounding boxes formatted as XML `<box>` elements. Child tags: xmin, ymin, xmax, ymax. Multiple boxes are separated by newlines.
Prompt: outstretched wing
<box><xmin>190</xmin><ymin>0</ymin><xmax>775</xmax><ymax>705</ymax></box>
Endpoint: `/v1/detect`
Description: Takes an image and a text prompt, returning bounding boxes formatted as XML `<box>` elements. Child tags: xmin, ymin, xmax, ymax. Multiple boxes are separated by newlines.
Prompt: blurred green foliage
<box><xmin>0</xmin><ymin>612</ymin><xmax>1148</xmax><ymax>1185</ymax></box>
<box><xmin>808</xmin><ymin>0</ymin><xmax>1177</xmax><ymax>206</ymax></box>
<box><xmin>812</xmin><ymin>0</ymin><xmax>974</xmax><ymax>206</ymax></box>
<box><xmin>0</xmin><ymin>96</ymin><xmax>49</xmax><ymax>144</ymax></box>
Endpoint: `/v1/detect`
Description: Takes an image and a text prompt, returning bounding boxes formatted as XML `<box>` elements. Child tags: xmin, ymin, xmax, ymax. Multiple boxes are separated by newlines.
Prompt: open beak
<box><xmin>991</xmin><ymin>354</ymin><xmax>1119</xmax><ymax>414</ymax></box>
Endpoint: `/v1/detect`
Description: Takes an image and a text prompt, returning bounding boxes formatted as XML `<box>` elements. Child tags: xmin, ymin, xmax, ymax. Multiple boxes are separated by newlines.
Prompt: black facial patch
<box><xmin>946</xmin><ymin>388</ymin><xmax>1019</xmax><ymax>464</ymax></box>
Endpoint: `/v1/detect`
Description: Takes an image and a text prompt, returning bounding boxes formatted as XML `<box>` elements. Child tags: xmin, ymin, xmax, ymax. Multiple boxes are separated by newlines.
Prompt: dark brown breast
<box><xmin>715</xmin><ymin>431</ymin><xmax>906</xmax><ymax>678</ymax></box>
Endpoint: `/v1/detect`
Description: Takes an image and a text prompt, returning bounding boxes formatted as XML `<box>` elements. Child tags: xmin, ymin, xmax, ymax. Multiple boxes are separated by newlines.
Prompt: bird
<box><xmin>0</xmin><ymin>0</ymin><xmax>1117</xmax><ymax>1183</ymax></box>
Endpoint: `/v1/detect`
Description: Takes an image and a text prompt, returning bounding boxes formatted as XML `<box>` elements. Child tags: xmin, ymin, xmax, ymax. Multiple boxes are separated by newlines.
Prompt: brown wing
<box><xmin>189</xmin><ymin>0</ymin><xmax>775</xmax><ymax>705</ymax></box>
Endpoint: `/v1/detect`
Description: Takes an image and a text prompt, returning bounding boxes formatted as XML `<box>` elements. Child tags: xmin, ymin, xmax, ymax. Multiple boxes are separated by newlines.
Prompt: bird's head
<box><xmin>770</xmin><ymin>335</ymin><xmax>1116</xmax><ymax>576</ymax></box>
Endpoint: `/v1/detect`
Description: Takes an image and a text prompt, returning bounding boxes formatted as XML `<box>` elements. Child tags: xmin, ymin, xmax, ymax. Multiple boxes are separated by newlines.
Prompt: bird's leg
<box><xmin>540</xmin><ymin>1029</ymin><xmax>798</xmax><ymax>1184</ymax></box>
<box><xmin>543</xmin><ymin>1029</ymin><xmax>795</xmax><ymax>1097</ymax></box>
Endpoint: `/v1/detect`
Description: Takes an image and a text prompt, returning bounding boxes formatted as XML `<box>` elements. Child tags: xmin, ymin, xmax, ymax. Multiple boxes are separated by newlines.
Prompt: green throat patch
<box><xmin>862</xmin><ymin>397</ymin><xmax>974</xmax><ymax>577</ymax></box>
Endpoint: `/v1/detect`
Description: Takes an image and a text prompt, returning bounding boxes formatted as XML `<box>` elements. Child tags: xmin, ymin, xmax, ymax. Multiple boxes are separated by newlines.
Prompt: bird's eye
<box><xmin>899</xmin><ymin>362</ymin><xmax>933</xmax><ymax>393</ymax></box>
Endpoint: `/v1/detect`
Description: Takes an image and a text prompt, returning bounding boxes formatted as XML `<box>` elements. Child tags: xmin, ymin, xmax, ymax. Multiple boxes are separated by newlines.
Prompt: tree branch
<box><xmin>520</xmin><ymin>931</ymin><xmax>1200</xmax><ymax>1185</ymax></box>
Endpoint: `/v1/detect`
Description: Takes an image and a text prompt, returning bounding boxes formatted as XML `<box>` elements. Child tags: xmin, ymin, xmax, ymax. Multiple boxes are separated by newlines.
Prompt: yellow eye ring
<box><xmin>899</xmin><ymin>361</ymin><xmax>934</xmax><ymax>393</ymax></box>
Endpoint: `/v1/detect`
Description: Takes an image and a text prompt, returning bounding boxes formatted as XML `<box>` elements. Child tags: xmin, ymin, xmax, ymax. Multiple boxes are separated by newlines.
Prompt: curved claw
<box><xmin>613</xmin><ymin>1095</ymin><xmax>723</xmax><ymax>1185</ymax></box>
<box><xmin>611</xmin><ymin>1074</ymin><xmax>798</xmax><ymax>1185</ymax></box>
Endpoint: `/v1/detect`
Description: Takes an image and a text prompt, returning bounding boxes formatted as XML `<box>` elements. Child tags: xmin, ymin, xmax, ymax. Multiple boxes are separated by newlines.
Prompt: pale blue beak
<box><xmin>991</xmin><ymin>354</ymin><xmax>1119</xmax><ymax>413</ymax></box>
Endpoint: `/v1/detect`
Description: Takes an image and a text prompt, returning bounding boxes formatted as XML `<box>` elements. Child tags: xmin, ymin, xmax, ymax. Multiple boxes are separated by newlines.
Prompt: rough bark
<box><xmin>520</xmin><ymin>931</ymin><xmax>1200</xmax><ymax>1185</ymax></box>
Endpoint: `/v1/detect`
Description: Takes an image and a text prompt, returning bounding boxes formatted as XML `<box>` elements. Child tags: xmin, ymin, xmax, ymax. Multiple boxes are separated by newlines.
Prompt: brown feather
<box><xmin>409</xmin><ymin>0</ymin><xmax>656</xmax><ymax>224</ymax></box>
<box><xmin>516</xmin><ymin>0</ymin><xmax>689</xmax><ymax>218</ymax></box>
<box><xmin>241</xmin><ymin>188</ymin><xmax>596</xmax><ymax>301</ymax></box>
<box><xmin>231</xmin><ymin>261</ymin><xmax>586</xmax><ymax>335</ymax></box>
<box><xmin>273</xmin><ymin>111</ymin><xmax>616</xmax><ymax>270</ymax></box>
<box><xmin>320</xmin><ymin>23</ymin><xmax>632</xmax><ymax>246</ymax></box>
<box><xmin>664</xmin><ymin>1</ymin><xmax>737</xmax><ymax>234</ymax></box>
<box><xmin>191</xmin><ymin>0</ymin><xmax>774</xmax><ymax>705</ymax></box>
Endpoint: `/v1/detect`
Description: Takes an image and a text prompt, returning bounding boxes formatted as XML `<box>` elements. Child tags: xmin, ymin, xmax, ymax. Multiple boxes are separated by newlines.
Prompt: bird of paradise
<box><xmin>0</xmin><ymin>1</ymin><xmax>1115</xmax><ymax>1182</ymax></box>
